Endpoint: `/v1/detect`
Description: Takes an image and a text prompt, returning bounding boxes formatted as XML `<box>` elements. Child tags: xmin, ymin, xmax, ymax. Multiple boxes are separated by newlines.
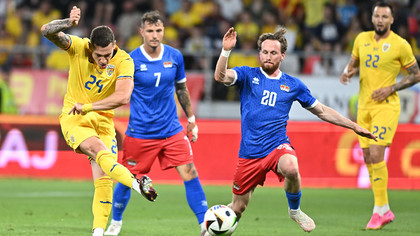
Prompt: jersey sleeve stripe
<box><xmin>62</xmin><ymin>34</ymin><xmax>72</xmax><ymax>50</ymax></box>
<box><xmin>117</xmin><ymin>76</ymin><xmax>133</xmax><ymax>80</ymax></box>
<box><xmin>305</xmin><ymin>99</ymin><xmax>319</xmax><ymax>109</ymax></box>
<box><xmin>404</xmin><ymin>60</ymin><xmax>417</xmax><ymax>69</ymax></box>
<box><xmin>351</xmin><ymin>54</ymin><xmax>358</xmax><ymax>60</ymax></box>
<box><xmin>176</xmin><ymin>77</ymin><xmax>187</xmax><ymax>83</ymax></box>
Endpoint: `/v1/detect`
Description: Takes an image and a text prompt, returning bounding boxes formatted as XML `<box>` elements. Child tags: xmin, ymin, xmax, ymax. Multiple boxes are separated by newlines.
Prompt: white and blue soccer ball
<box><xmin>204</xmin><ymin>205</ymin><xmax>238</xmax><ymax>236</ymax></box>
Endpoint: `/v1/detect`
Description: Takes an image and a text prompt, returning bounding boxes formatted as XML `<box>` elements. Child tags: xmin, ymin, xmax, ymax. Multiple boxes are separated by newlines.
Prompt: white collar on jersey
<box><xmin>260</xmin><ymin>67</ymin><xmax>283</xmax><ymax>80</ymax></box>
<box><xmin>140</xmin><ymin>44</ymin><xmax>165</xmax><ymax>61</ymax></box>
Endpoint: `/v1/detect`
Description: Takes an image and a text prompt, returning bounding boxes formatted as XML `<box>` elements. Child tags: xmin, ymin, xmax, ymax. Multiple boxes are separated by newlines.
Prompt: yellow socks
<box><xmin>366</xmin><ymin>163</ymin><xmax>373</xmax><ymax>183</ymax></box>
<box><xmin>92</xmin><ymin>177</ymin><xmax>113</xmax><ymax>231</ymax></box>
<box><xmin>96</xmin><ymin>150</ymin><xmax>134</xmax><ymax>188</ymax></box>
<box><xmin>370</xmin><ymin>160</ymin><xmax>389</xmax><ymax>206</ymax></box>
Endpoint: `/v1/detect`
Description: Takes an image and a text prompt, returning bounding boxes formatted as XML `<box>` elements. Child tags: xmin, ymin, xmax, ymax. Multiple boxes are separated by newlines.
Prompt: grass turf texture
<box><xmin>0</xmin><ymin>179</ymin><xmax>419</xmax><ymax>236</ymax></box>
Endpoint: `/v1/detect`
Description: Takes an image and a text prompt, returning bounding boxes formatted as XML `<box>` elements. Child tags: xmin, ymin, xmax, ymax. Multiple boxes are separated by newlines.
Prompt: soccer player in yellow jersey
<box><xmin>340</xmin><ymin>1</ymin><xmax>420</xmax><ymax>230</ymax></box>
<box><xmin>41</xmin><ymin>6</ymin><xmax>157</xmax><ymax>236</ymax></box>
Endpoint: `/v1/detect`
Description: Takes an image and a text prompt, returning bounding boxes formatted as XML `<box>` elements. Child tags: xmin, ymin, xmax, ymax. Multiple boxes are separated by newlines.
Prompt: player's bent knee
<box><xmin>280</xmin><ymin>165</ymin><xmax>299</xmax><ymax>179</ymax></box>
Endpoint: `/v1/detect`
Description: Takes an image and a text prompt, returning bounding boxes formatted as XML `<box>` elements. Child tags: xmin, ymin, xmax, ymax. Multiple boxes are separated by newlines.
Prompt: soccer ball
<box><xmin>204</xmin><ymin>205</ymin><xmax>238</xmax><ymax>235</ymax></box>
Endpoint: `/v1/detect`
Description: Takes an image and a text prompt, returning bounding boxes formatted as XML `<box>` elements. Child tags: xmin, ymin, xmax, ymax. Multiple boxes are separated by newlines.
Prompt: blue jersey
<box><xmin>232</xmin><ymin>66</ymin><xmax>318</xmax><ymax>159</ymax></box>
<box><xmin>126</xmin><ymin>44</ymin><xmax>186</xmax><ymax>139</ymax></box>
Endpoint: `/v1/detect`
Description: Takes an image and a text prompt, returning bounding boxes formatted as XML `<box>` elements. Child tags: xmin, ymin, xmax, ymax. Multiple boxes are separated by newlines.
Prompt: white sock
<box><xmin>132</xmin><ymin>179</ymin><xmax>140</xmax><ymax>194</ymax></box>
<box><xmin>373</xmin><ymin>204</ymin><xmax>390</xmax><ymax>216</ymax></box>
<box><xmin>110</xmin><ymin>219</ymin><xmax>122</xmax><ymax>226</ymax></box>
<box><xmin>92</xmin><ymin>227</ymin><xmax>104</xmax><ymax>236</ymax></box>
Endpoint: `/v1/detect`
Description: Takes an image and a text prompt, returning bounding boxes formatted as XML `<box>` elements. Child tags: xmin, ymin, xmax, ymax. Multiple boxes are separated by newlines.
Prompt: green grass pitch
<box><xmin>0</xmin><ymin>178</ymin><xmax>419</xmax><ymax>235</ymax></box>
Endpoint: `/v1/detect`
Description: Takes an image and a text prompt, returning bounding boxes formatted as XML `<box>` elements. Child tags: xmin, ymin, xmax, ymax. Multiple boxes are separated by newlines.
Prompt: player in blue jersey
<box><xmin>214</xmin><ymin>27</ymin><xmax>377</xmax><ymax>233</ymax></box>
<box><xmin>105</xmin><ymin>11</ymin><xmax>208</xmax><ymax>236</ymax></box>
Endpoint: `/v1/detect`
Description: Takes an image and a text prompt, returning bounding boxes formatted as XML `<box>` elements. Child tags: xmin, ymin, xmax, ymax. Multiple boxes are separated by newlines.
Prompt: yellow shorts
<box><xmin>357</xmin><ymin>107</ymin><xmax>400</xmax><ymax>148</ymax></box>
<box><xmin>59</xmin><ymin>112</ymin><xmax>118</xmax><ymax>157</ymax></box>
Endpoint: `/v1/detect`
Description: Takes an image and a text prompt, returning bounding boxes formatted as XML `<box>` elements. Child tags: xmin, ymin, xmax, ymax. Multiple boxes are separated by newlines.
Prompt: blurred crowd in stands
<box><xmin>1</xmin><ymin>0</ymin><xmax>420</xmax><ymax>105</ymax></box>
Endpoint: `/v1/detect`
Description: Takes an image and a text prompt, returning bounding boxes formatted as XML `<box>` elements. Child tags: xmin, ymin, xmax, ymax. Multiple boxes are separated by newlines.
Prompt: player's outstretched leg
<box><xmin>136</xmin><ymin>175</ymin><xmax>158</xmax><ymax>202</ymax></box>
<box><xmin>289</xmin><ymin>208</ymin><xmax>316</xmax><ymax>232</ymax></box>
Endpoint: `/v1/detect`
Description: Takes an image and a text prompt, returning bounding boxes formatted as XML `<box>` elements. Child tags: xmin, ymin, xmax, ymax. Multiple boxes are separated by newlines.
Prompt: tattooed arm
<box><xmin>175</xmin><ymin>82</ymin><xmax>194</xmax><ymax>119</ymax></box>
<box><xmin>175</xmin><ymin>82</ymin><xmax>198</xmax><ymax>142</ymax></box>
<box><xmin>40</xmin><ymin>6</ymin><xmax>80</xmax><ymax>49</ymax></box>
<box><xmin>371</xmin><ymin>63</ymin><xmax>420</xmax><ymax>102</ymax></box>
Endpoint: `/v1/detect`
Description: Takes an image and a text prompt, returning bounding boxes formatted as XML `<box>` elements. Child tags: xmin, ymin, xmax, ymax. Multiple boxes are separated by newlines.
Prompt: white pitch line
<box><xmin>0</xmin><ymin>191</ymin><xmax>92</xmax><ymax>198</ymax></box>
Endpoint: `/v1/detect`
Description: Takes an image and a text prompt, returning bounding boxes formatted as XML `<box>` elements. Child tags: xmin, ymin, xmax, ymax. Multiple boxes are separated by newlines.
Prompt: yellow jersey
<box><xmin>352</xmin><ymin>31</ymin><xmax>416</xmax><ymax>109</ymax></box>
<box><xmin>62</xmin><ymin>35</ymin><xmax>134</xmax><ymax>118</ymax></box>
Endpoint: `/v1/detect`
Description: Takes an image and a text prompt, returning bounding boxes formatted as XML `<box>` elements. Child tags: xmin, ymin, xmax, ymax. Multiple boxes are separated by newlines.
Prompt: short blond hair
<box><xmin>257</xmin><ymin>26</ymin><xmax>288</xmax><ymax>53</ymax></box>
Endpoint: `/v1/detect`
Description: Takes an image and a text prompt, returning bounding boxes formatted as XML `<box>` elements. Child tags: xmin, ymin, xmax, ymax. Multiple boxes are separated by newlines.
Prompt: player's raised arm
<box><xmin>309</xmin><ymin>102</ymin><xmax>377</xmax><ymax>141</ymax></box>
<box><xmin>41</xmin><ymin>6</ymin><xmax>80</xmax><ymax>49</ymax></box>
<box><xmin>214</xmin><ymin>27</ymin><xmax>237</xmax><ymax>85</ymax></box>
<box><xmin>339</xmin><ymin>57</ymin><xmax>360</xmax><ymax>85</ymax></box>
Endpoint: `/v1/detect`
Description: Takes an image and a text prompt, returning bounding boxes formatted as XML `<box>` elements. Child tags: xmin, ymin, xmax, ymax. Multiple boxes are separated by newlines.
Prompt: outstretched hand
<box><xmin>354</xmin><ymin>124</ymin><xmax>377</xmax><ymax>142</ymax></box>
<box><xmin>222</xmin><ymin>27</ymin><xmax>237</xmax><ymax>51</ymax></box>
<box><xmin>70</xmin><ymin>6</ymin><xmax>81</xmax><ymax>26</ymax></box>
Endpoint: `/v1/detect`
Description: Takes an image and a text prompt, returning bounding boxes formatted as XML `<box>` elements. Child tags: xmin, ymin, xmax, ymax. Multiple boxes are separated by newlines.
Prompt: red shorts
<box><xmin>120</xmin><ymin>131</ymin><xmax>193</xmax><ymax>175</ymax></box>
<box><xmin>232</xmin><ymin>143</ymin><xmax>297</xmax><ymax>195</ymax></box>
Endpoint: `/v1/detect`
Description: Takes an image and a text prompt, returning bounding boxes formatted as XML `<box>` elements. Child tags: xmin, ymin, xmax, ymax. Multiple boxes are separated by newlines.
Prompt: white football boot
<box><xmin>288</xmin><ymin>208</ymin><xmax>316</xmax><ymax>232</ymax></box>
<box><xmin>104</xmin><ymin>220</ymin><xmax>122</xmax><ymax>236</ymax></box>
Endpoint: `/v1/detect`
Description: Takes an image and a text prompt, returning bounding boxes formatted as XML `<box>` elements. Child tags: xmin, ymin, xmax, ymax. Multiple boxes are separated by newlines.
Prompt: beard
<box><xmin>261</xmin><ymin>62</ymin><xmax>280</xmax><ymax>75</ymax></box>
<box><xmin>374</xmin><ymin>26</ymin><xmax>388</xmax><ymax>36</ymax></box>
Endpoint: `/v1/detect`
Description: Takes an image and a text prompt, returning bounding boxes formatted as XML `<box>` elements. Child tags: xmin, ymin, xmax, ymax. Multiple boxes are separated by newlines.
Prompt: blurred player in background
<box><xmin>105</xmin><ymin>11</ymin><xmax>207</xmax><ymax>236</ymax></box>
<box><xmin>41</xmin><ymin>6</ymin><xmax>157</xmax><ymax>236</ymax></box>
<box><xmin>340</xmin><ymin>1</ymin><xmax>420</xmax><ymax>230</ymax></box>
<box><xmin>214</xmin><ymin>26</ymin><xmax>377</xmax><ymax>233</ymax></box>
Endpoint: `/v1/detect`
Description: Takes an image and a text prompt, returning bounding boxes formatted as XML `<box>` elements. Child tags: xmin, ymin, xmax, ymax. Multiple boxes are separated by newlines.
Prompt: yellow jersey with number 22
<box><xmin>352</xmin><ymin>31</ymin><xmax>416</xmax><ymax>110</ymax></box>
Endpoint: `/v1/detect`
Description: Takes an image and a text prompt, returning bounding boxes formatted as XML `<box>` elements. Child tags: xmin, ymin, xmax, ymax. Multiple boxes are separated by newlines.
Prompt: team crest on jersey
<box><xmin>70</xmin><ymin>135</ymin><xmax>75</xmax><ymax>144</ymax></box>
<box><xmin>106</xmin><ymin>64</ymin><xmax>115</xmax><ymax>76</ymax></box>
<box><xmin>280</xmin><ymin>84</ymin><xmax>290</xmax><ymax>92</ymax></box>
<box><xmin>163</xmin><ymin>61</ymin><xmax>173</xmax><ymax>68</ymax></box>
<box><xmin>382</xmin><ymin>43</ymin><xmax>390</xmax><ymax>52</ymax></box>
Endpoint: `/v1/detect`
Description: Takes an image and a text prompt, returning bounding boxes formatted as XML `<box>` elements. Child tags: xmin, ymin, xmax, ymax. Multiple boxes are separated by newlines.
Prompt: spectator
<box><xmin>92</xmin><ymin>0</ymin><xmax>114</xmax><ymax>27</ymax></box>
<box><xmin>234</xmin><ymin>11</ymin><xmax>259</xmax><ymax>46</ymax></box>
<box><xmin>169</xmin><ymin>0</ymin><xmax>202</xmax><ymax>43</ymax></box>
<box><xmin>170</xmin><ymin>0</ymin><xmax>202</xmax><ymax>29</ymax></box>
<box><xmin>247</xmin><ymin>0</ymin><xmax>274</xmax><ymax>24</ymax></box>
<box><xmin>313</xmin><ymin>2</ymin><xmax>345</xmax><ymax>53</ymax></box>
<box><xmin>336</xmin><ymin>0</ymin><xmax>358</xmax><ymax>30</ymax></box>
<box><xmin>164</xmin><ymin>0</ymin><xmax>182</xmax><ymax>15</ymax></box>
<box><xmin>115</xmin><ymin>0</ymin><xmax>142</xmax><ymax>48</ymax></box>
<box><xmin>184</xmin><ymin>25</ymin><xmax>212</xmax><ymax>70</ymax></box>
<box><xmin>260</xmin><ymin>10</ymin><xmax>279</xmax><ymax>35</ymax></box>
<box><xmin>216</xmin><ymin>0</ymin><xmax>243</xmax><ymax>22</ymax></box>
<box><xmin>191</xmin><ymin>0</ymin><xmax>215</xmax><ymax>22</ymax></box>
<box><xmin>341</xmin><ymin>17</ymin><xmax>362</xmax><ymax>53</ymax></box>
<box><xmin>202</xmin><ymin>2</ymin><xmax>226</xmax><ymax>49</ymax></box>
